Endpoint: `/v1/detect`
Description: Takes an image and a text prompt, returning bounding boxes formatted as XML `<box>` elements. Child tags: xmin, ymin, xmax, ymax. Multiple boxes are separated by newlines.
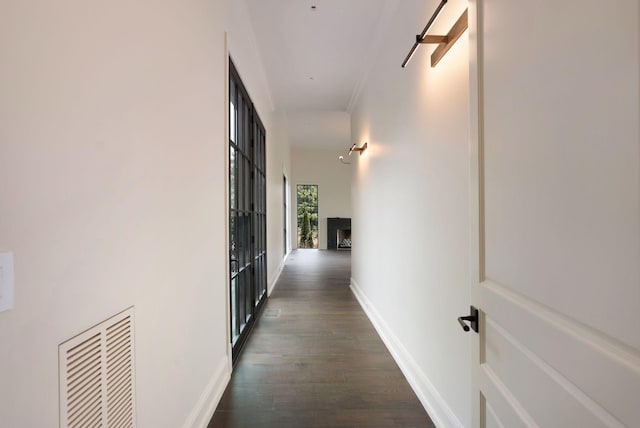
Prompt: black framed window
<box><xmin>229</xmin><ymin>59</ymin><xmax>267</xmax><ymax>362</ymax></box>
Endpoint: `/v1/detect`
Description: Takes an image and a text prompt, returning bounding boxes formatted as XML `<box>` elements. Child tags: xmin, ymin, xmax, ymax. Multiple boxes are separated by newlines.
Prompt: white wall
<box><xmin>267</xmin><ymin>110</ymin><xmax>292</xmax><ymax>279</ymax></box>
<box><xmin>291</xmin><ymin>148</ymin><xmax>353</xmax><ymax>250</ymax></box>
<box><xmin>0</xmin><ymin>0</ymin><xmax>288</xmax><ymax>426</ymax></box>
<box><xmin>349</xmin><ymin>0</ymin><xmax>471</xmax><ymax>426</ymax></box>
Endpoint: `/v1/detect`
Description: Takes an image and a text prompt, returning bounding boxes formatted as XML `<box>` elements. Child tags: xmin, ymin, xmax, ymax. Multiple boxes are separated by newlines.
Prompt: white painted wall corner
<box><xmin>350</xmin><ymin>278</ymin><xmax>464</xmax><ymax>428</ymax></box>
<box><xmin>267</xmin><ymin>251</ymin><xmax>289</xmax><ymax>296</ymax></box>
<box><xmin>182</xmin><ymin>357</ymin><xmax>231</xmax><ymax>428</ymax></box>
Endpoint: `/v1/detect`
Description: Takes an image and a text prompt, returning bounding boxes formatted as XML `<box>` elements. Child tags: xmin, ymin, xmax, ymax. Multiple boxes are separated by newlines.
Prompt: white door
<box><xmin>468</xmin><ymin>1</ymin><xmax>640</xmax><ymax>427</ymax></box>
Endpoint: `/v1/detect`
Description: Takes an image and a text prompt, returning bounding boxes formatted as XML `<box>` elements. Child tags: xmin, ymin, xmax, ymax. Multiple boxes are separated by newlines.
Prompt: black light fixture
<box><xmin>401</xmin><ymin>0</ymin><xmax>448</xmax><ymax>68</ymax></box>
<box><xmin>348</xmin><ymin>142</ymin><xmax>368</xmax><ymax>156</ymax></box>
<box><xmin>338</xmin><ymin>142</ymin><xmax>367</xmax><ymax>165</ymax></box>
<box><xmin>401</xmin><ymin>0</ymin><xmax>468</xmax><ymax>68</ymax></box>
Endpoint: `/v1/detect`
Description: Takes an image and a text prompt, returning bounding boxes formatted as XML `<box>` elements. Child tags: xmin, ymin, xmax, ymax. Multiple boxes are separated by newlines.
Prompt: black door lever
<box><xmin>457</xmin><ymin>306</ymin><xmax>479</xmax><ymax>333</ymax></box>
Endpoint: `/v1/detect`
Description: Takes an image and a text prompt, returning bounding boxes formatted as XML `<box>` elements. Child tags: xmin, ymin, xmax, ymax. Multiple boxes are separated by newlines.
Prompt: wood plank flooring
<box><xmin>208</xmin><ymin>249</ymin><xmax>435</xmax><ymax>428</ymax></box>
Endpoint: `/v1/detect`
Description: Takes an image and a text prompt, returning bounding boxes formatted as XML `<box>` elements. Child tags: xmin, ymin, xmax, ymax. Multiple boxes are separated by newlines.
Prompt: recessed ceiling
<box><xmin>245</xmin><ymin>0</ymin><xmax>397</xmax><ymax>112</ymax></box>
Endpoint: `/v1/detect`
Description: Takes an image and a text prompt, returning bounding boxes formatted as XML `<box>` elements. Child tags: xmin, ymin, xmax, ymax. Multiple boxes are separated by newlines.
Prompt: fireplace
<box><xmin>337</xmin><ymin>227</ymin><xmax>352</xmax><ymax>251</ymax></box>
<box><xmin>327</xmin><ymin>217</ymin><xmax>351</xmax><ymax>250</ymax></box>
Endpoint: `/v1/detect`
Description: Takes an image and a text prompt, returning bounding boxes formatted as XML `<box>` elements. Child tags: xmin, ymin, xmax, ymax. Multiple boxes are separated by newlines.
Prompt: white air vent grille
<box><xmin>60</xmin><ymin>308</ymin><xmax>136</xmax><ymax>428</ymax></box>
<box><xmin>106</xmin><ymin>316</ymin><xmax>134</xmax><ymax>428</ymax></box>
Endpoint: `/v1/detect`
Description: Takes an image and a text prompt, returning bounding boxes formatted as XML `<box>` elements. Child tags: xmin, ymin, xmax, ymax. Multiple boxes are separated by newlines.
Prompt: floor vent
<box><xmin>59</xmin><ymin>308</ymin><xmax>136</xmax><ymax>428</ymax></box>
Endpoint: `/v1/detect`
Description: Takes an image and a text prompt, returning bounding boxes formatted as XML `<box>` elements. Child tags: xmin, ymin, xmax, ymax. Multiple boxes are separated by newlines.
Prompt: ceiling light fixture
<box><xmin>401</xmin><ymin>1</ymin><xmax>468</xmax><ymax>68</ymax></box>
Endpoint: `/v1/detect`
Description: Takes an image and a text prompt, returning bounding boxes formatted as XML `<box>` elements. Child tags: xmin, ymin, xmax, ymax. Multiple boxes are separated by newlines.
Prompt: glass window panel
<box><xmin>238</xmin><ymin>279</ymin><xmax>245</xmax><ymax>336</ymax></box>
<box><xmin>254</xmin><ymin>214</ymin><xmax>258</xmax><ymax>254</ymax></box>
<box><xmin>245</xmin><ymin>214</ymin><xmax>251</xmax><ymax>267</ymax></box>
<box><xmin>245</xmin><ymin>270</ymin><xmax>252</xmax><ymax>322</ymax></box>
<box><xmin>230</xmin><ymin>81</ymin><xmax>236</xmax><ymax>143</ymax></box>
<box><xmin>257</xmin><ymin>174</ymin><xmax>262</xmax><ymax>211</ymax></box>
<box><xmin>254</xmin><ymin>169</ymin><xmax>259</xmax><ymax>212</ymax></box>
<box><xmin>230</xmin><ymin>147</ymin><xmax>236</xmax><ymax>210</ymax></box>
<box><xmin>236</xmin><ymin>213</ymin><xmax>244</xmax><ymax>268</ymax></box>
<box><xmin>260</xmin><ymin>133</ymin><xmax>264</xmax><ymax>169</ymax></box>
<box><xmin>244</xmin><ymin>214</ymin><xmax>251</xmax><ymax>268</ymax></box>
<box><xmin>262</xmin><ymin>216</ymin><xmax>266</xmax><ymax>251</ymax></box>
<box><xmin>238</xmin><ymin>272</ymin><xmax>246</xmax><ymax>332</ymax></box>
<box><xmin>262</xmin><ymin>259</ymin><xmax>266</xmax><ymax>294</ymax></box>
<box><xmin>255</xmin><ymin>128</ymin><xmax>260</xmax><ymax>168</ymax></box>
<box><xmin>258</xmin><ymin>173</ymin><xmax>262</xmax><ymax>212</ymax></box>
<box><xmin>238</xmin><ymin>96</ymin><xmax>244</xmax><ymax>152</ymax></box>
<box><xmin>237</xmin><ymin>95</ymin><xmax>244</xmax><ymax>152</ymax></box>
<box><xmin>255</xmin><ymin>259</ymin><xmax>261</xmax><ymax>304</ymax></box>
<box><xmin>230</xmin><ymin>213</ymin><xmax>238</xmax><ymax>273</ymax></box>
<box><xmin>238</xmin><ymin>155</ymin><xmax>244</xmax><ymax>211</ymax></box>
<box><xmin>244</xmin><ymin>159</ymin><xmax>251</xmax><ymax>211</ymax></box>
<box><xmin>262</xmin><ymin>175</ymin><xmax>266</xmax><ymax>211</ymax></box>
<box><xmin>244</xmin><ymin>103</ymin><xmax>250</xmax><ymax>154</ymax></box>
<box><xmin>261</xmin><ymin>134</ymin><xmax>265</xmax><ymax>169</ymax></box>
<box><xmin>231</xmin><ymin>277</ymin><xmax>238</xmax><ymax>343</ymax></box>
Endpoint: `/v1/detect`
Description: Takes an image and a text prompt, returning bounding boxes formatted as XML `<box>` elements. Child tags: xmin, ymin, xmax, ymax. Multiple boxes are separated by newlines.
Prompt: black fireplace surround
<box><xmin>327</xmin><ymin>217</ymin><xmax>351</xmax><ymax>250</ymax></box>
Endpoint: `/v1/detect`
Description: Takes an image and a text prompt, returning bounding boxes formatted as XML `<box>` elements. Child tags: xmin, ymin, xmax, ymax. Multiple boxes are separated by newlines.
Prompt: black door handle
<box><xmin>457</xmin><ymin>306</ymin><xmax>479</xmax><ymax>333</ymax></box>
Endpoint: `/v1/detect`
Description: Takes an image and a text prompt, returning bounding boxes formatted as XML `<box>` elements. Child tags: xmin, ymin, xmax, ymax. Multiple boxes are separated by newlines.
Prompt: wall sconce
<box><xmin>348</xmin><ymin>142</ymin><xmax>368</xmax><ymax>156</ymax></box>
<box><xmin>338</xmin><ymin>142</ymin><xmax>367</xmax><ymax>165</ymax></box>
<box><xmin>401</xmin><ymin>0</ymin><xmax>468</xmax><ymax>68</ymax></box>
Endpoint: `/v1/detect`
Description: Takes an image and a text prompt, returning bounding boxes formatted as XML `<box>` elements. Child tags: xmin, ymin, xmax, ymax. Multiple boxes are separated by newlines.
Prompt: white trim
<box><xmin>267</xmin><ymin>251</ymin><xmax>289</xmax><ymax>296</ymax></box>
<box><xmin>467</xmin><ymin>1</ymin><xmax>484</xmax><ymax>426</ymax></box>
<box><xmin>350</xmin><ymin>278</ymin><xmax>464</xmax><ymax>428</ymax></box>
<box><xmin>224</xmin><ymin>31</ymin><xmax>233</xmax><ymax>355</ymax></box>
<box><xmin>181</xmin><ymin>357</ymin><xmax>231</xmax><ymax>428</ymax></box>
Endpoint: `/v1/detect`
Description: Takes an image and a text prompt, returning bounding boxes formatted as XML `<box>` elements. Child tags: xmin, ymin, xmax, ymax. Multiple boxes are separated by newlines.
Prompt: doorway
<box><xmin>283</xmin><ymin>175</ymin><xmax>288</xmax><ymax>256</ymax></box>
<box><xmin>229</xmin><ymin>59</ymin><xmax>267</xmax><ymax>363</ymax></box>
<box><xmin>296</xmin><ymin>184</ymin><xmax>318</xmax><ymax>249</ymax></box>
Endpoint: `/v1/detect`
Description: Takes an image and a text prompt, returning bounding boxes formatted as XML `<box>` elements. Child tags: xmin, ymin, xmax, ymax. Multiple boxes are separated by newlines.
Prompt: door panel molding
<box><xmin>484</xmin><ymin>396</ymin><xmax>508</xmax><ymax>428</ymax></box>
<box><xmin>480</xmin><ymin>366</ymin><xmax>532</xmax><ymax>428</ymax></box>
<box><xmin>485</xmin><ymin>312</ymin><xmax>627</xmax><ymax>428</ymax></box>
<box><xmin>480</xmin><ymin>280</ymin><xmax>640</xmax><ymax>427</ymax></box>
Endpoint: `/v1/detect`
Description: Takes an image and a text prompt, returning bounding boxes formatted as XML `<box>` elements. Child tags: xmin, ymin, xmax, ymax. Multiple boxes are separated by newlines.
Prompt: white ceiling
<box><xmin>245</xmin><ymin>0</ymin><xmax>399</xmax><ymax>147</ymax></box>
<box><xmin>285</xmin><ymin>110</ymin><xmax>351</xmax><ymax>148</ymax></box>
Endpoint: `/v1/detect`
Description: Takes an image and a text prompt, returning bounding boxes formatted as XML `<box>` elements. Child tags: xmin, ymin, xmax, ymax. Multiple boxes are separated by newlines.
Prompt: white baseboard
<box><xmin>350</xmin><ymin>278</ymin><xmax>464</xmax><ymax>428</ymax></box>
<box><xmin>182</xmin><ymin>356</ymin><xmax>231</xmax><ymax>428</ymax></box>
<box><xmin>267</xmin><ymin>251</ymin><xmax>289</xmax><ymax>296</ymax></box>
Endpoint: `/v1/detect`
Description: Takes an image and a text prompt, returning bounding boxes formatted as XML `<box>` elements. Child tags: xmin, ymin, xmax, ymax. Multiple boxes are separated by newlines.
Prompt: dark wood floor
<box><xmin>208</xmin><ymin>250</ymin><xmax>435</xmax><ymax>428</ymax></box>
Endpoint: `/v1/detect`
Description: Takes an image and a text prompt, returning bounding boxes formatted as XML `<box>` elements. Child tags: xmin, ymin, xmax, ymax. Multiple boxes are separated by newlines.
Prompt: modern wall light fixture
<box><xmin>401</xmin><ymin>0</ymin><xmax>468</xmax><ymax>68</ymax></box>
<box><xmin>338</xmin><ymin>142</ymin><xmax>367</xmax><ymax>164</ymax></box>
<box><xmin>348</xmin><ymin>142</ymin><xmax>368</xmax><ymax>156</ymax></box>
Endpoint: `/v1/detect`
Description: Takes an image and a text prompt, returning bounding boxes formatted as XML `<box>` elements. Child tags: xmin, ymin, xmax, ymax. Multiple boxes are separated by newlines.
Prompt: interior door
<box><xmin>468</xmin><ymin>1</ymin><xmax>640</xmax><ymax>426</ymax></box>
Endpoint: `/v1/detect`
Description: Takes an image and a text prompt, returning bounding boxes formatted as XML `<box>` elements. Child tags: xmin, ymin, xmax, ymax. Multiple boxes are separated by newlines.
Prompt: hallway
<box><xmin>208</xmin><ymin>250</ymin><xmax>435</xmax><ymax>427</ymax></box>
